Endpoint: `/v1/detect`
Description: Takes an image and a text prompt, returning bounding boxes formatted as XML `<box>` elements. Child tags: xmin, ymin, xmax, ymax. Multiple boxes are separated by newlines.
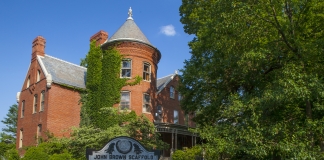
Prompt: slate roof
<box><xmin>39</xmin><ymin>55</ymin><xmax>87</xmax><ymax>89</ymax></box>
<box><xmin>106</xmin><ymin>18</ymin><xmax>152</xmax><ymax>46</ymax></box>
<box><xmin>156</xmin><ymin>74</ymin><xmax>177</xmax><ymax>93</ymax></box>
<box><xmin>38</xmin><ymin>54</ymin><xmax>175</xmax><ymax>92</ymax></box>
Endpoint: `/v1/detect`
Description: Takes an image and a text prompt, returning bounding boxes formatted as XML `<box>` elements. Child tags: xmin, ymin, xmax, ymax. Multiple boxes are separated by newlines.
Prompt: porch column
<box><xmin>175</xmin><ymin>129</ymin><xmax>178</xmax><ymax>150</ymax></box>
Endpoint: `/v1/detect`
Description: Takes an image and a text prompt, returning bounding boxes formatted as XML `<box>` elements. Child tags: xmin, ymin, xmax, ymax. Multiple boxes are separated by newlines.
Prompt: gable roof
<box><xmin>38</xmin><ymin>55</ymin><xmax>87</xmax><ymax>89</ymax></box>
<box><xmin>105</xmin><ymin>18</ymin><xmax>152</xmax><ymax>46</ymax></box>
<box><xmin>156</xmin><ymin>73</ymin><xmax>177</xmax><ymax>93</ymax></box>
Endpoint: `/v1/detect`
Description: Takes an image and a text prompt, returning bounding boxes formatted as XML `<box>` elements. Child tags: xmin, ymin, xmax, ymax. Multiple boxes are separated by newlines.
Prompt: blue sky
<box><xmin>0</xmin><ymin>1</ymin><xmax>193</xmax><ymax>130</ymax></box>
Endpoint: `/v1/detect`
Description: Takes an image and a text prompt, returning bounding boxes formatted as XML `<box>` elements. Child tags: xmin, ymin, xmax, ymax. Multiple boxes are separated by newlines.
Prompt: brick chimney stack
<box><xmin>32</xmin><ymin>36</ymin><xmax>46</xmax><ymax>61</ymax></box>
<box><xmin>90</xmin><ymin>30</ymin><xmax>108</xmax><ymax>46</ymax></box>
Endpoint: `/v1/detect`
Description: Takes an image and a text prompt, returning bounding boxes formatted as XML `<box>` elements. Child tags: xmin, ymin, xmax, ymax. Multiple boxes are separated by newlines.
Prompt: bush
<box><xmin>22</xmin><ymin>147</ymin><xmax>48</xmax><ymax>160</ymax></box>
<box><xmin>172</xmin><ymin>146</ymin><xmax>202</xmax><ymax>160</ymax></box>
<box><xmin>3</xmin><ymin>148</ymin><xmax>19</xmax><ymax>160</ymax></box>
<box><xmin>49</xmin><ymin>152</ymin><xmax>74</xmax><ymax>160</ymax></box>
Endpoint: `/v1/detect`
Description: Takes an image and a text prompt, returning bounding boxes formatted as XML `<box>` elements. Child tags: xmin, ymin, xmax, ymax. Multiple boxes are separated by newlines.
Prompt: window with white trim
<box><xmin>19</xmin><ymin>129</ymin><xmax>23</xmax><ymax>148</ymax></box>
<box><xmin>178</xmin><ymin>93</ymin><xmax>182</xmax><ymax>101</ymax></box>
<box><xmin>40</xmin><ymin>91</ymin><xmax>45</xmax><ymax>111</ymax></box>
<box><xmin>37</xmin><ymin>124</ymin><xmax>42</xmax><ymax>143</ymax></box>
<box><xmin>37</xmin><ymin>70</ymin><xmax>41</xmax><ymax>82</ymax></box>
<box><xmin>156</xmin><ymin>105</ymin><xmax>162</xmax><ymax>122</ymax></box>
<box><xmin>174</xmin><ymin>110</ymin><xmax>179</xmax><ymax>124</ymax></box>
<box><xmin>143</xmin><ymin>63</ymin><xmax>151</xmax><ymax>81</ymax></box>
<box><xmin>21</xmin><ymin>101</ymin><xmax>25</xmax><ymax>118</ymax></box>
<box><xmin>26</xmin><ymin>76</ymin><xmax>30</xmax><ymax>88</ymax></box>
<box><xmin>120</xmin><ymin>91</ymin><xmax>130</xmax><ymax>110</ymax></box>
<box><xmin>143</xmin><ymin>93</ymin><xmax>151</xmax><ymax>112</ymax></box>
<box><xmin>33</xmin><ymin>94</ymin><xmax>38</xmax><ymax>113</ymax></box>
<box><xmin>121</xmin><ymin>60</ymin><xmax>131</xmax><ymax>78</ymax></box>
<box><xmin>170</xmin><ymin>86</ymin><xmax>175</xmax><ymax>99</ymax></box>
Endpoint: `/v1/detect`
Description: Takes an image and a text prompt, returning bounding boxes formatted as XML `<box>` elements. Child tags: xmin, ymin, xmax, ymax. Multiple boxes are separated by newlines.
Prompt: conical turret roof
<box><xmin>106</xmin><ymin>10</ymin><xmax>151</xmax><ymax>46</ymax></box>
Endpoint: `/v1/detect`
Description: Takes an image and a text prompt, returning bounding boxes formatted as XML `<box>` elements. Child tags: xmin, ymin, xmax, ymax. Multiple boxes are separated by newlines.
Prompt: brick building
<box><xmin>16</xmin><ymin>9</ymin><xmax>197</xmax><ymax>157</ymax></box>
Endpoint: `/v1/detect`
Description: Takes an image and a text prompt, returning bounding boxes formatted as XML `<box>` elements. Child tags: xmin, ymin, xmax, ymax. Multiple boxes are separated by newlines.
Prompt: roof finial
<box><xmin>127</xmin><ymin>7</ymin><xmax>133</xmax><ymax>20</ymax></box>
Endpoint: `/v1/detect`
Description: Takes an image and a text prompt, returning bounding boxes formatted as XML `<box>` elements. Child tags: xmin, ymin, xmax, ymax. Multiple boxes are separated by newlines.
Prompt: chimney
<box><xmin>32</xmin><ymin>36</ymin><xmax>46</xmax><ymax>61</ymax></box>
<box><xmin>90</xmin><ymin>30</ymin><xmax>108</xmax><ymax>46</ymax></box>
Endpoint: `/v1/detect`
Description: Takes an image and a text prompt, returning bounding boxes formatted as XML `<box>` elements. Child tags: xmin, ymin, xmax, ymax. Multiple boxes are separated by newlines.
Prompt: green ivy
<box><xmin>81</xmin><ymin>42</ymin><xmax>143</xmax><ymax>129</ymax></box>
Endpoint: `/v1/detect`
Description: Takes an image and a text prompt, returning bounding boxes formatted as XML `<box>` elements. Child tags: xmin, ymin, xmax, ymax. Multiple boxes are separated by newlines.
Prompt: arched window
<box><xmin>33</xmin><ymin>94</ymin><xmax>38</xmax><ymax>113</ymax></box>
<box><xmin>40</xmin><ymin>91</ymin><xmax>45</xmax><ymax>111</ymax></box>
<box><xmin>26</xmin><ymin>76</ymin><xmax>30</xmax><ymax>88</ymax></box>
<box><xmin>170</xmin><ymin>86</ymin><xmax>175</xmax><ymax>99</ymax></box>
<box><xmin>19</xmin><ymin>129</ymin><xmax>23</xmax><ymax>148</ymax></box>
<box><xmin>37</xmin><ymin>70</ymin><xmax>41</xmax><ymax>82</ymax></box>
<box><xmin>21</xmin><ymin>101</ymin><xmax>25</xmax><ymax>118</ymax></box>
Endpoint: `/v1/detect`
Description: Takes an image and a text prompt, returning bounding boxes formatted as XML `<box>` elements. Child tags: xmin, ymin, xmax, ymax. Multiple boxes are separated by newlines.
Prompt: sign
<box><xmin>86</xmin><ymin>136</ymin><xmax>159</xmax><ymax>160</ymax></box>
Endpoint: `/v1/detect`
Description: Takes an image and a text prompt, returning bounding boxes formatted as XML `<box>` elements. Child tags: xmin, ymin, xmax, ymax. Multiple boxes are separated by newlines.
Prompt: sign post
<box><xmin>86</xmin><ymin>136</ymin><xmax>159</xmax><ymax>160</ymax></box>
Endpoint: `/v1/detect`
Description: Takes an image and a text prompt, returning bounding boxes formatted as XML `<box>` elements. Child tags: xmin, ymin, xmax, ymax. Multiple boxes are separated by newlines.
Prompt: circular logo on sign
<box><xmin>116</xmin><ymin>140</ymin><xmax>132</xmax><ymax>154</ymax></box>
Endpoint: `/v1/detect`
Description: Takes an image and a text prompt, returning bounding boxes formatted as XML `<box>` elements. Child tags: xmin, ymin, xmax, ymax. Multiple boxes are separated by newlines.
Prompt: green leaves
<box><xmin>82</xmin><ymin>42</ymin><xmax>142</xmax><ymax>129</ymax></box>
<box><xmin>1</xmin><ymin>104</ymin><xmax>17</xmax><ymax>142</ymax></box>
<box><xmin>180</xmin><ymin>0</ymin><xmax>324</xmax><ymax>158</ymax></box>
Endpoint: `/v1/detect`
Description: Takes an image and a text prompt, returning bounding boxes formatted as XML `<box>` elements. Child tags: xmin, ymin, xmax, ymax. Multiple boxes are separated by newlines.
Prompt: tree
<box><xmin>179</xmin><ymin>0</ymin><xmax>324</xmax><ymax>159</ymax></box>
<box><xmin>1</xmin><ymin>104</ymin><xmax>18</xmax><ymax>142</ymax></box>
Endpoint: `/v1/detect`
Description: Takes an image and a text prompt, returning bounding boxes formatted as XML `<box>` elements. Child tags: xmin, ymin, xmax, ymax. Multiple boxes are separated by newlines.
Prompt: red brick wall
<box><xmin>16</xmin><ymin>58</ymin><xmax>81</xmax><ymax>151</ymax></box>
<box><xmin>156</xmin><ymin>76</ymin><xmax>195</xmax><ymax>127</ymax></box>
<box><xmin>16</xmin><ymin>59</ymin><xmax>49</xmax><ymax>150</ymax></box>
<box><xmin>46</xmin><ymin>83</ymin><xmax>81</xmax><ymax>138</ymax></box>
<box><xmin>106</xmin><ymin>41</ymin><xmax>160</xmax><ymax>122</ymax></box>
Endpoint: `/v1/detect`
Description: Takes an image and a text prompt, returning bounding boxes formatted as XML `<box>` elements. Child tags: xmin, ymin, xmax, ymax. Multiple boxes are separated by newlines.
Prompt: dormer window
<box><xmin>170</xmin><ymin>86</ymin><xmax>175</xmax><ymax>99</ymax></box>
<box><xmin>121</xmin><ymin>60</ymin><xmax>131</xmax><ymax>78</ymax></box>
<box><xmin>143</xmin><ymin>62</ymin><xmax>151</xmax><ymax>81</ymax></box>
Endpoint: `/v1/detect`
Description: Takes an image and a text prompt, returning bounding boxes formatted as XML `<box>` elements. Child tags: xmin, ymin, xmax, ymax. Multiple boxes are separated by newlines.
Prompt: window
<box><xmin>26</xmin><ymin>76</ymin><xmax>30</xmax><ymax>88</ymax></box>
<box><xmin>185</xmin><ymin>114</ymin><xmax>189</xmax><ymax>126</ymax></box>
<box><xmin>143</xmin><ymin>93</ymin><xmax>150</xmax><ymax>112</ymax></box>
<box><xmin>156</xmin><ymin>106</ymin><xmax>162</xmax><ymax>122</ymax></box>
<box><xmin>170</xmin><ymin>86</ymin><xmax>175</xmax><ymax>99</ymax></box>
<box><xmin>19</xmin><ymin>129</ymin><xmax>23</xmax><ymax>148</ymax></box>
<box><xmin>21</xmin><ymin>101</ymin><xmax>25</xmax><ymax>118</ymax></box>
<box><xmin>178</xmin><ymin>93</ymin><xmax>182</xmax><ymax>101</ymax></box>
<box><xmin>37</xmin><ymin>124</ymin><xmax>42</xmax><ymax>143</ymax></box>
<box><xmin>121</xmin><ymin>60</ymin><xmax>131</xmax><ymax>78</ymax></box>
<box><xmin>33</xmin><ymin>94</ymin><xmax>38</xmax><ymax>113</ymax></box>
<box><xmin>37</xmin><ymin>70</ymin><xmax>41</xmax><ymax>82</ymax></box>
<box><xmin>143</xmin><ymin>63</ymin><xmax>151</xmax><ymax>81</ymax></box>
<box><xmin>40</xmin><ymin>91</ymin><xmax>45</xmax><ymax>111</ymax></box>
<box><xmin>174</xmin><ymin>110</ymin><xmax>179</xmax><ymax>124</ymax></box>
<box><xmin>120</xmin><ymin>92</ymin><xmax>130</xmax><ymax>110</ymax></box>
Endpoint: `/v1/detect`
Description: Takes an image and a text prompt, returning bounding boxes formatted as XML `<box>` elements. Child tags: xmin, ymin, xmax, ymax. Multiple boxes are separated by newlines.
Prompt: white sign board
<box><xmin>86</xmin><ymin>136</ymin><xmax>158</xmax><ymax>160</ymax></box>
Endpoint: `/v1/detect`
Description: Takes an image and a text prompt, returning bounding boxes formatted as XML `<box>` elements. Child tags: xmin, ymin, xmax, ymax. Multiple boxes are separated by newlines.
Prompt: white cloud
<box><xmin>160</xmin><ymin>25</ymin><xmax>176</xmax><ymax>36</ymax></box>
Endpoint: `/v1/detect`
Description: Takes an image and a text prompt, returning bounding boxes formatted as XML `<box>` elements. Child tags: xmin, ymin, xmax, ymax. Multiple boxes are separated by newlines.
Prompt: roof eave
<box><xmin>101</xmin><ymin>39</ymin><xmax>161</xmax><ymax>63</ymax></box>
